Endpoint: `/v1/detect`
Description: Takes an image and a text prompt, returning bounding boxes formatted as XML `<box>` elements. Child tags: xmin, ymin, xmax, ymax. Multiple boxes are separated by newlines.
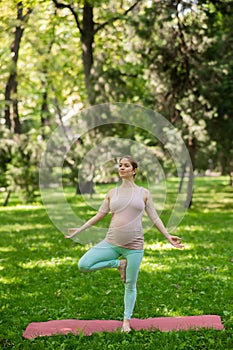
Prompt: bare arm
<box><xmin>152</xmin><ymin>217</ymin><xmax>183</xmax><ymax>249</ymax></box>
<box><xmin>144</xmin><ymin>189</ymin><xmax>184</xmax><ymax>249</ymax></box>
<box><xmin>65</xmin><ymin>189</ymin><xmax>112</xmax><ymax>239</ymax></box>
<box><xmin>65</xmin><ymin>211</ymin><xmax>108</xmax><ymax>238</ymax></box>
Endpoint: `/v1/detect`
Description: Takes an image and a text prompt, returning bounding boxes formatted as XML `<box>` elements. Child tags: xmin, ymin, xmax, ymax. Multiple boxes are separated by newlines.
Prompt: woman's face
<box><xmin>118</xmin><ymin>158</ymin><xmax>136</xmax><ymax>179</ymax></box>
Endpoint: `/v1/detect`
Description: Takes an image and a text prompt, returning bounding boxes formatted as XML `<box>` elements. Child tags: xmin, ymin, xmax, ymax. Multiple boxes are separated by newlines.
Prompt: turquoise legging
<box><xmin>78</xmin><ymin>240</ymin><xmax>144</xmax><ymax>320</ymax></box>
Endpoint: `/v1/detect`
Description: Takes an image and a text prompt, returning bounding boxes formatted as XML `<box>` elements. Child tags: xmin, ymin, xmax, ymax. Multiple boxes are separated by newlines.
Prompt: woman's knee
<box><xmin>125</xmin><ymin>280</ymin><xmax>136</xmax><ymax>290</ymax></box>
<box><xmin>78</xmin><ymin>257</ymin><xmax>90</xmax><ymax>272</ymax></box>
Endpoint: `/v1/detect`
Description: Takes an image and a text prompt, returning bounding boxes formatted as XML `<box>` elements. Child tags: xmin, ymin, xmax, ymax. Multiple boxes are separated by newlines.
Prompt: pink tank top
<box><xmin>105</xmin><ymin>186</ymin><xmax>145</xmax><ymax>250</ymax></box>
<box><xmin>98</xmin><ymin>186</ymin><xmax>160</xmax><ymax>250</ymax></box>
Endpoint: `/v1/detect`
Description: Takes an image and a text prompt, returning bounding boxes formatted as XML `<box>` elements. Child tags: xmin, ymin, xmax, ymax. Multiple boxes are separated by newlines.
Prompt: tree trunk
<box><xmin>178</xmin><ymin>161</ymin><xmax>186</xmax><ymax>193</ymax></box>
<box><xmin>40</xmin><ymin>19</ymin><xmax>56</xmax><ymax>133</ymax></box>
<box><xmin>4</xmin><ymin>75</ymin><xmax>13</xmax><ymax>130</ymax></box>
<box><xmin>185</xmin><ymin>138</ymin><xmax>196</xmax><ymax>208</ymax></box>
<box><xmin>185</xmin><ymin>165</ymin><xmax>193</xmax><ymax>209</ymax></box>
<box><xmin>229</xmin><ymin>172</ymin><xmax>233</xmax><ymax>187</ymax></box>
<box><xmin>2</xmin><ymin>190</ymin><xmax>11</xmax><ymax>207</ymax></box>
<box><xmin>12</xmin><ymin>79</ymin><xmax>21</xmax><ymax>134</ymax></box>
<box><xmin>4</xmin><ymin>2</ymin><xmax>32</xmax><ymax>134</ymax></box>
<box><xmin>81</xmin><ymin>2</ymin><xmax>94</xmax><ymax>104</ymax></box>
<box><xmin>41</xmin><ymin>80</ymin><xmax>51</xmax><ymax>137</ymax></box>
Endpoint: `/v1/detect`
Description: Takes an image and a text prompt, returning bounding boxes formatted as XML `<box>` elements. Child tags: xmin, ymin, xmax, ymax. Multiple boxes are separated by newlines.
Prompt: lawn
<box><xmin>0</xmin><ymin>177</ymin><xmax>232</xmax><ymax>349</ymax></box>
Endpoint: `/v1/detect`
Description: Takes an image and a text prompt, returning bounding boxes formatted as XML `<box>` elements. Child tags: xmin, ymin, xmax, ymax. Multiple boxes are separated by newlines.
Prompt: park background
<box><xmin>0</xmin><ymin>0</ymin><xmax>233</xmax><ymax>349</ymax></box>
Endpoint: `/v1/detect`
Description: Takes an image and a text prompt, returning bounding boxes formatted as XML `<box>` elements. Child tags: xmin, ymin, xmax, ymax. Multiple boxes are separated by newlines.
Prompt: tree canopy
<box><xmin>0</xmin><ymin>0</ymin><xmax>232</xmax><ymax>203</ymax></box>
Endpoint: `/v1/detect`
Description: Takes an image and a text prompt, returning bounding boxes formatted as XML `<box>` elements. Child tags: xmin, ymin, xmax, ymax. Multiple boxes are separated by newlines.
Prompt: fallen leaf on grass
<box><xmin>171</xmin><ymin>284</ymin><xmax>182</xmax><ymax>290</ymax></box>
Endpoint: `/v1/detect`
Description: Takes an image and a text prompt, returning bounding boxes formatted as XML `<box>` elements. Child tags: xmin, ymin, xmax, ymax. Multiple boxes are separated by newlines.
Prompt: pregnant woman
<box><xmin>65</xmin><ymin>155</ymin><xmax>183</xmax><ymax>332</ymax></box>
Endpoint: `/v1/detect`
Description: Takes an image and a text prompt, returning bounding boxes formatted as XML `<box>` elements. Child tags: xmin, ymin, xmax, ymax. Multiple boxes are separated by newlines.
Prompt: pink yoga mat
<box><xmin>23</xmin><ymin>315</ymin><xmax>224</xmax><ymax>338</ymax></box>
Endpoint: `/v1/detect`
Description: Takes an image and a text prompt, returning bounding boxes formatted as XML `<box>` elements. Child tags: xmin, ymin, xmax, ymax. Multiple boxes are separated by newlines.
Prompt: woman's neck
<box><xmin>120</xmin><ymin>179</ymin><xmax>137</xmax><ymax>188</ymax></box>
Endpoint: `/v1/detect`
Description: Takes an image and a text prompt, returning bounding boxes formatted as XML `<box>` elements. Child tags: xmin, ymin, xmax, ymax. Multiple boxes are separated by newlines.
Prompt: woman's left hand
<box><xmin>167</xmin><ymin>235</ymin><xmax>184</xmax><ymax>249</ymax></box>
<box><xmin>65</xmin><ymin>228</ymin><xmax>80</xmax><ymax>239</ymax></box>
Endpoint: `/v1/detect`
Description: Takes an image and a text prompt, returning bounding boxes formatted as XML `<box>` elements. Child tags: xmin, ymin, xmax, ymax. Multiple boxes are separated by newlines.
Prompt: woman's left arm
<box><xmin>151</xmin><ymin>217</ymin><xmax>184</xmax><ymax>249</ymax></box>
<box><xmin>144</xmin><ymin>189</ymin><xmax>184</xmax><ymax>250</ymax></box>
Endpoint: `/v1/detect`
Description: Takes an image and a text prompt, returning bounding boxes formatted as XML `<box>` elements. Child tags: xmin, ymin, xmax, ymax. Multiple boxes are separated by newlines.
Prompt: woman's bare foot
<box><xmin>118</xmin><ymin>259</ymin><xmax>127</xmax><ymax>284</ymax></box>
<box><xmin>121</xmin><ymin>319</ymin><xmax>131</xmax><ymax>333</ymax></box>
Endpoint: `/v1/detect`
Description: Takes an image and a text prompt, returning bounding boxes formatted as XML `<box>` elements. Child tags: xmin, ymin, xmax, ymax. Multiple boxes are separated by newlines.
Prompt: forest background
<box><xmin>0</xmin><ymin>0</ymin><xmax>233</xmax><ymax>204</ymax></box>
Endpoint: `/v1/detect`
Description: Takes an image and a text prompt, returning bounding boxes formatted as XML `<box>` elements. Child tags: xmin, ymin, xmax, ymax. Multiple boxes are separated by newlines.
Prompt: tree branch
<box><xmin>175</xmin><ymin>0</ymin><xmax>190</xmax><ymax>83</ymax></box>
<box><xmin>94</xmin><ymin>0</ymin><xmax>142</xmax><ymax>34</ymax></box>
<box><xmin>52</xmin><ymin>0</ymin><xmax>83</xmax><ymax>34</ymax></box>
<box><xmin>22</xmin><ymin>7</ymin><xmax>33</xmax><ymax>21</ymax></box>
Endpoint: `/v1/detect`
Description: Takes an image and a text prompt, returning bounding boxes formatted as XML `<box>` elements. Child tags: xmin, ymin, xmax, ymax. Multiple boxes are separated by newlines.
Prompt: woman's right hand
<box><xmin>65</xmin><ymin>228</ymin><xmax>80</xmax><ymax>239</ymax></box>
<box><xmin>167</xmin><ymin>235</ymin><xmax>184</xmax><ymax>249</ymax></box>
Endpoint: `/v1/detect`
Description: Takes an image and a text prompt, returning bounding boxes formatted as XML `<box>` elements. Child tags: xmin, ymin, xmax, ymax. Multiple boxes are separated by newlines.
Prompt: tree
<box><xmin>52</xmin><ymin>0</ymin><xmax>142</xmax><ymax>104</ymax></box>
<box><xmin>197</xmin><ymin>0</ymin><xmax>233</xmax><ymax>177</ymax></box>
<box><xmin>4</xmin><ymin>1</ymin><xmax>32</xmax><ymax>134</ymax></box>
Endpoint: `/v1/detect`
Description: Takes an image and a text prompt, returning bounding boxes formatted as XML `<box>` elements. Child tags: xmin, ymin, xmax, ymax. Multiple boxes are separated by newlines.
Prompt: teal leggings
<box><xmin>78</xmin><ymin>240</ymin><xmax>144</xmax><ymax>320</ymax></box>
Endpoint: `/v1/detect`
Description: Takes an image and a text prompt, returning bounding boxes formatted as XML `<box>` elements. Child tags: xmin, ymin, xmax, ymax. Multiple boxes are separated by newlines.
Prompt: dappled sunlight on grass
<box><xmin>140</xmin><ymin>261</ymin><xmax>170</xmax><ymax>272</ymax></box>
<box><xmin>0</xmin><ymin>246</ymin><xmax>17</xmax><ymax>252</ymax></box>
<box><xmin>0</xmin><ymin>204</ymin><xmax>43</xmax><ymax>211</ymax></box>
<box><xmin>179</xmin><ymin>225</ymin><xmax>204</xmax><ymax>232</ymax></box>
<box><xmin>0</xmin><ymin>224</ymin><xmax>52</xmax><ymax>234</ymax></box>
<box><xmin>25</xmin><ymin>234</ymin><xmax>59</xmax><ymax>241</ymax></box>
<box><xmin>179</xmin><ymin>242</ymin><xmax>214</xmax><ymax>250</ymax></box>
<box><xmin>0</xmin><ymin>276</ymin><xmax>22</xmax><ymax>284</ymax></box>
<box><xmin>19</xmin><ymin>257</ymin><xmax>77</xmax><ymax>270</ymax></box>
<box><xmin>144</xmin><ymin>242</ymin><xmax>181</xmax><ymax>251</ymax></box>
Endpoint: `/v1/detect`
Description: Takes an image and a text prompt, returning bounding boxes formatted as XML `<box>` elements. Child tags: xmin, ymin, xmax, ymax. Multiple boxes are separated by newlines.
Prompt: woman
<box><xmin>65</xmin><ymin>155</ymin><xmax>183</xmax><ymax>333</ymax></box>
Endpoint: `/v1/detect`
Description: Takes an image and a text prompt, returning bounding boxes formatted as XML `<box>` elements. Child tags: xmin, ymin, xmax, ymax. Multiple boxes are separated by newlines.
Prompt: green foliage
<box><xmin>129</xmin><ymin>0</ymin><xmax>233</xmax><ymax>172</ymax></box>
<box><xmin>0</xmin><ymin>177</ymin><xmax>232</xmax><ymax>348</ymax></box>
<box><xmin>0</xmin><ymin>126</ymin><xmax>44</xmax><ymax>202</ymax></box>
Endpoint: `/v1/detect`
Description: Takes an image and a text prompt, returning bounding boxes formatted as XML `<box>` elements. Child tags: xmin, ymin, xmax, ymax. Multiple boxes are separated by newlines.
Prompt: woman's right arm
<box><xmin>65</xmin><ymin>189</ymin><xmax>113</xmax><ymax>239</ymax></box>
<box><xmin>65</xmin><ymin>211</ymin><xmax>108</xmax><ymax>238</ymax></box>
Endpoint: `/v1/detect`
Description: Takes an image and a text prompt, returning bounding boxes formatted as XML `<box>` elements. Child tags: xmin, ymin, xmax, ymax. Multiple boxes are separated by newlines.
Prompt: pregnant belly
<box><xmin>106</xmin><ymin>228</ymin><xmax>142</xmax><ymax>246</ymax></box>
<box><xmin>110</xmin><ymin>213</ymin><xmax>142</xmax><ymax>231</ymax></box>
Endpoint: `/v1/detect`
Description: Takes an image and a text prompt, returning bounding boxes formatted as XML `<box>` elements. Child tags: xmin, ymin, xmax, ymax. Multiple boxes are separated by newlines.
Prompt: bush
<box><xmin>0</xmin><ymin>126</ymin><xmax>44</xmax><ymax>203</ymax></box>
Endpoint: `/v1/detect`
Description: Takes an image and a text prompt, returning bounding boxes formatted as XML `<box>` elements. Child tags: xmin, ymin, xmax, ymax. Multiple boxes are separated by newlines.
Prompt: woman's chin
<box><xmin>119</xmin><ymin>176</ymin><xmax>133</xmax><ymax>181</ymax></box>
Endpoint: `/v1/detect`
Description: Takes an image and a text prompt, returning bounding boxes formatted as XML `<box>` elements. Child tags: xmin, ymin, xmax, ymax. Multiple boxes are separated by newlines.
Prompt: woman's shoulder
<box><xmin>140</xmin><ymin>186</ymin><xmax>149</xmax><ymax>194</ymax></box>
<box><xmin>106</xmin><ymin>187</ymin><xmax>117</xmax><ymax>199</ymax></box>
<box><xmin>140</xmin><ymin>187</ymin><xmax>150</xmax><ymax>201</ymax></box>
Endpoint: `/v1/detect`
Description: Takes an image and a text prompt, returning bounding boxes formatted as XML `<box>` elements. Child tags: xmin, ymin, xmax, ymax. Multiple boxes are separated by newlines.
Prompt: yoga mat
<box><xmin>23</xmin><ymin>315</ymin><xmax>224</xmax><ymax>338</ymax></box>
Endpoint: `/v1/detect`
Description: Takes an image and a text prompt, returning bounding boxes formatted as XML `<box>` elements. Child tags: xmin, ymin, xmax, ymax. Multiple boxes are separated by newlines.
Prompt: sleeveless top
<box><xmin>98</xmin><ymin>186</ymin><xmax>159</xmax><ymax>250</ymax></box>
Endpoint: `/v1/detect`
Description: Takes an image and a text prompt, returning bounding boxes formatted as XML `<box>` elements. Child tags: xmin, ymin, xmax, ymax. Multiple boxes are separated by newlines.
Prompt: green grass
<box><xmin>0</xmin><ymin>177</ymin><xmax>233</xmax><ymax>349</ymax></box>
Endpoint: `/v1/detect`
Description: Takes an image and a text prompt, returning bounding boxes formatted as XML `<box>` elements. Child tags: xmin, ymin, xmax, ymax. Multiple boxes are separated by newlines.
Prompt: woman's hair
<box><xmin>119</xmin><ymin>155</ymin><xmax>138</xmax><ymax>176</ymax></box>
